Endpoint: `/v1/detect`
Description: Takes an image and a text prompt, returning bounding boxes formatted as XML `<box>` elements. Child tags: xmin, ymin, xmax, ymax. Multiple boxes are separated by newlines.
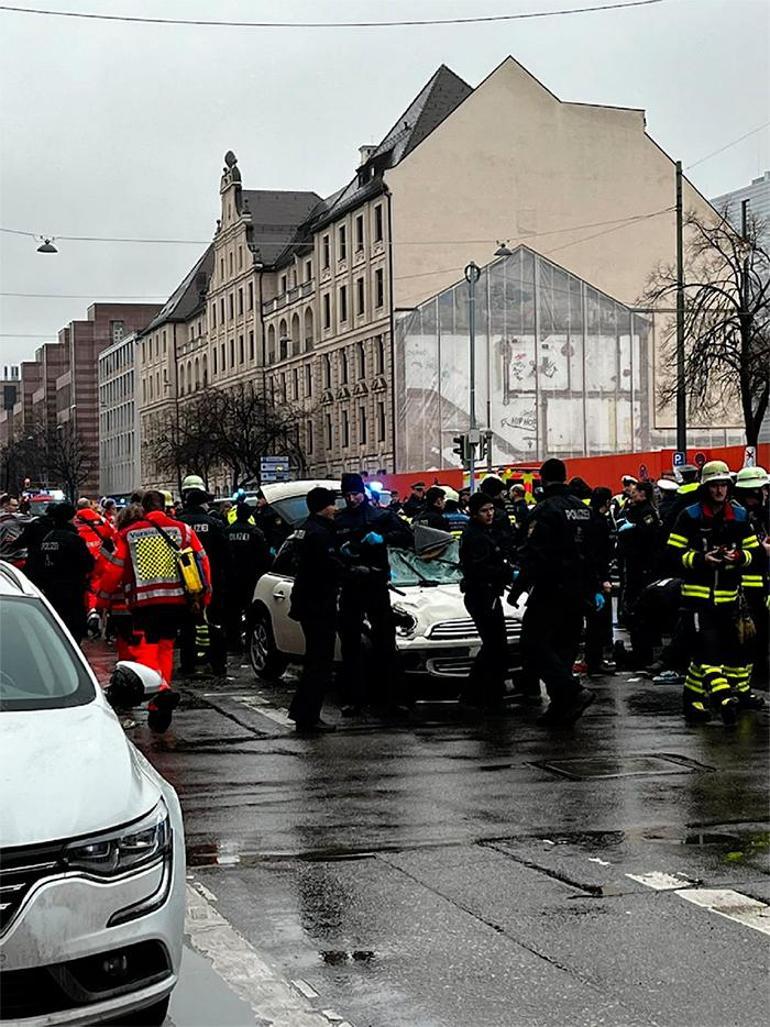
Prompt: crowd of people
<box><xmin>0</xmin><ymin>453</ymin><xmax>767</xmax><ymax>734</ymax></box>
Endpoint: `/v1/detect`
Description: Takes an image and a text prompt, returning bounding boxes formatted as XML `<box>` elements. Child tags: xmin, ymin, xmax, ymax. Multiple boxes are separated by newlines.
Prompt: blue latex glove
<box><xmin>362</xmin><ymin>531</ymin><xmax>384</xmax><ymax>545</ymax></box>
<box><xmin>511</xmin><ymin>568</ymin><xmax>520</xmax><ymax>583</ymax></box>
<box><xmin>618</xmin><ymin>521</ymin><xmax>634</xmax><ymax>533</ymax></box>
<box><xmin>594</xmin><ymin>592</ymin><xmax>606</xmax><ymax>611</ymax></box>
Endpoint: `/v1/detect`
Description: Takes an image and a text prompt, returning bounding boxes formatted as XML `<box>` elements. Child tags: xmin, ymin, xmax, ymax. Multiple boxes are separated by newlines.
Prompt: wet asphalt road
<box><xmin>87</xmin><ymin>644</ymin><xmax>770</xmax><ymax>1027</ymax></box>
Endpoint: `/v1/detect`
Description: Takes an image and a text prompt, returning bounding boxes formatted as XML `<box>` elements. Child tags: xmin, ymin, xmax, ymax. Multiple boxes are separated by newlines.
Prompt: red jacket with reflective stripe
<box><xmin>98</xmin><ymin>510</ymin><xmax>211</xmax><ymax>610</ymax></box>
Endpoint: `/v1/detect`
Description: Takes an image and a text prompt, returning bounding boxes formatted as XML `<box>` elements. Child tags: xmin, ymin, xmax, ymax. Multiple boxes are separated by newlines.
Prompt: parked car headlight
<box><xmin>64</xmin><ymin>800</ymin><xmax>171</xmax><ymax>877</ymax></box>
<box><xmin>392</xmin><ymin>604</ymin><xmax>418</xmax><ymax>638</ymax></box>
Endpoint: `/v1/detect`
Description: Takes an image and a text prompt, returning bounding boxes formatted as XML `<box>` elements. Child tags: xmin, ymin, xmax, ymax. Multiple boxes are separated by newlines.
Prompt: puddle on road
<box><xmin>167</xmin><ymin>946</ymin><xmax>254</xmax><ymax>1026</ymax></box>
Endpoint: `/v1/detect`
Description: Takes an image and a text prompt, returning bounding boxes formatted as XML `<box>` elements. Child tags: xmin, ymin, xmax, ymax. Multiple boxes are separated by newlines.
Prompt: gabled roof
<box><xmin>242</xmin><ymin>190</ymin><xmax>323</xmax><ymax>265</ymax></box>
<box><xmin>142</xmin><ymin>245</ymin><xmax>214</xmax><ymax>334</ymax></box>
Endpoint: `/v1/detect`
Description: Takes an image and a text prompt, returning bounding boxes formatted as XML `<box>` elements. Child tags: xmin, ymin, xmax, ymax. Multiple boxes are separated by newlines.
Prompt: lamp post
<box><xmin>464</xmin><ymin>261</ymin><xmax>481</xmax><ymax>492</ymax></box>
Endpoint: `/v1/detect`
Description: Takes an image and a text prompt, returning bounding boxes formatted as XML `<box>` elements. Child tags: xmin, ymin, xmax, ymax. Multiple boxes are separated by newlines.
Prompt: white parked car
<box><xmin>0</xmin><ymin>562</ymin><xmax>185</xmax><ymax>1026</ymax></box>
<box><xmin>247</xmin><ymin>480</ymin><xmax>524</xmax><ymax>685</ymax></box>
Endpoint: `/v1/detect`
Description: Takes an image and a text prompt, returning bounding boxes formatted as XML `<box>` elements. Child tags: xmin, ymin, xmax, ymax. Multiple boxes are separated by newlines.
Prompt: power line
<box><xmin>0</xmin><ymin>332</ymin><xmax>59</xmax><ymax>337</ymax></box>
<box><xmin>0</xmin><ymin>226</ymin><xmax>209</xmax><ymax>244</ymax></box>
<box><xmin>0</xmin><ymin>292</ymin><xmax>166</xmax><ymax>299</ymax></box>
<box><xmin>686</xmin><ymin>121</ymin><xmax>770</xmax><ymax>171</ymax></box>
<box><xmin>0</xmin><ymin>1</ymin><xmax>666</xmax><ymax>30</ymax></box>
<box><xmin>547</xmin><ymin>205</ymin><xmax>674</xmax><ymax>253</ymax></box>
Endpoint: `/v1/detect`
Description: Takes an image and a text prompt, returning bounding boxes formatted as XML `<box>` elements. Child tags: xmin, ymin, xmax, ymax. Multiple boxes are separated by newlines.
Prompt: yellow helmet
<box><xmin>700</xmin><ymin>460</ymin><xmax>731</xmax><ymax>485</ymax></box>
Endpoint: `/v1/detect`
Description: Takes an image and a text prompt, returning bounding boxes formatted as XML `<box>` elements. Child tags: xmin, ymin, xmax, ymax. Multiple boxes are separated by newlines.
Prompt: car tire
<box><xmin>248</xmin><ymin>607</ymin><xmax>289</xmax><ymax>682</ymax></box>
<box><xmin>112</xmin><ymin>994</ymin><xmax>170</xmax><ymax>1025</ymax></box>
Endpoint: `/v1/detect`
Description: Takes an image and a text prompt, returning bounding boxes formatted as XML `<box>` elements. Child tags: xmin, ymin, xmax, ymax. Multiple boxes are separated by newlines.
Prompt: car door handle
<box><xmin>273</xmin><ymin>588</ymin><xmax>288</xmax><ymax>601</ymax></box>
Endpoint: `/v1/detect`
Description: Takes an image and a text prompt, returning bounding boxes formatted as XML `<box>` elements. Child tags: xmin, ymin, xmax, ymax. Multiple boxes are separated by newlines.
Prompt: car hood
<box><xmin>0</xmin><ymin>702</ymin><xmax>160</xmax><ymax>847</ymax></box>
<box><xmin>391</xmin><ymin>583</ymin><xmax>526</xmax><ymax>634</ymax></box>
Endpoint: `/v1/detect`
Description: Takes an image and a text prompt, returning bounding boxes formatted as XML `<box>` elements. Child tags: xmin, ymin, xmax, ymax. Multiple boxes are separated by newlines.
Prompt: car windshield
<box><xmin>389</xmin><ymin>540</ymin><xmax>463</xmax><ymax>588</ymax></box>
<box><xmin>271</xmin><ymin>494</ymin><xmax>346</xmax><ymax>528</ymax></box>
<box><xmin>0</xmin><ymin>597</ymin><xmax>95</xmax><ymax>711</ymax></box>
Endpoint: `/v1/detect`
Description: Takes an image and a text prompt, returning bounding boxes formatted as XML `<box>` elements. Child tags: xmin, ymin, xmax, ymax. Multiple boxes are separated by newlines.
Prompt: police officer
<box><xmin>515</xmin><ymin>458</ymin><xmax>599</xmax><ymax>726</ymax></box>
<box><xmin>459</xmin><ymin>492</ymin><xmax>514</xmax><ymax>710</ymax></box>
<box><xmin>35</xmin><ymin>502</ymin><xmax>94</xmax><ymax>642</ymax></box>
<box><xmin>583</xmin><ymin>487</ymin><xmax>615</xmax><ymax>677</ymax></box>
<box><xmin>253</xmin><ymin>489</ymin><xmax>287</xmax><ymax>554</ymax></box>
<box><xmin>288</xmin><ymin>487</ymin><xmax>341</xmax><ymax>733</ymax></box>
<box><xmin>335</xmin><ymin>472</ymin><xmax>412</xmax><ymax>715</ymax></box>
<box><xmin>176</xmin><ymin>473</ymin><xmax>228</xmax><ymax>676</ymax></box>
<box><xmin>617</xmin><ymin>479</ymin><xmax>660</xmax><ymax>667</ymax></box>
<box><xmin>223</xmin><ymin>501</ymin><xmax>271</xmax><ymax>650</ymax></box>
<box><xmin>414</xmin><ymin>486</ymin><xmax>450</xmax><ymax>531</ymax></box>
<box><xmin>402</xmin><ymin>481</ymin><xmax>427</xmax><ymax>519</ymax></box>
<box><xmin>478</xmin><ymin>476</ymin><xmax>516</xmax><ymax>558</ymax></box>
<box><xmin>666</xmin><ymin>460</ymin><xmax>764</xmax><ymax>723</ymax></box>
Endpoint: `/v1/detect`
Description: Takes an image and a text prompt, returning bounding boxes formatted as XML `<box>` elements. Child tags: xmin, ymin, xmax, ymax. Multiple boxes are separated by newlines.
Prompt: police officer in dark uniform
<box><xmin>515</xmin><ymin>458</ymin><xmax>599</xmax><ymax>726</ymax></box>
<box><xmin>402</xmin><ymin>482</ymin><xmax>427</xmax><ymax>519</ymax></box>
<box><xmin>35</xmin><ymin>502</ymin><xmax>94</xmax><ymax>642</ymax></box>
<box><xmin>478</xmin><ymin>476</ymin><xmax>516</xmax><ymax>558</ymax></box>
<box><xmin>223</xmin><ymin>501</ymin><xmax>271</xmax><ymax>650</ymax></box>
<box><xmin>459</xmin><ymin>491</ymin><xmax>515</xmax><ymax>710</ymax></box>
<box><xmin>288</xmin><ymin>487</ymin><xmax>341</xmax><ymax>733</ymax></box>
<box><xmin>617</xmin><ymin>479</ymin><xmax>661</xmax><ymax>667</ymax></box>
<box><xmin>414</xmin><ymin>486</ymin><xmax>450</xmax><ymax>531</ymax></box>
<box><xmin>176</xmin><ymin>474</ymin><xmax>228</xmax><ymax>676</ymax></box>
<box><xmin>335</xmin><ymin>472</ymin><xmax>412</xmax><ymax>715</ymax></box>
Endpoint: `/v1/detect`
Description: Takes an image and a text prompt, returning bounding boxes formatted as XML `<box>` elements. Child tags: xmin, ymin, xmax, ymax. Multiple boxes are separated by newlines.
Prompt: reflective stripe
<box><xmin>669</xmin><ymin>533</ymin><xmax>688</xmax><ymax>545</ymax></box>
<box><xmin>668</xmin><ymin>536</ymin><xmax>687</xmax><ymax>549</ymax></box>
<box><xmin>101</xmin><ymin>549</ymin><xmax>124</xmax><ymax>567</ymax></box>
<box><xmin>743</xmin><ymin>535</ymin><xmax>760</xmax><ymax>549</ymax></box>
<box><xmin>741</xmin><ymin>575</ymin><xmax>764</xmax><ymax>587</ymax></box>
<box><xmin>684</xmin><ymin>679</ymin><xmax>706</xmax><ymax>694</ymax></box>
<box><xmin>682</xmin><ymin>552</ymin><xmax>697</xmax><ymax>569</ymax></box>
<box><xmin>682</xmin><ymin>585</ymin><xmax>710</xmax><ymax>596</ymax></box>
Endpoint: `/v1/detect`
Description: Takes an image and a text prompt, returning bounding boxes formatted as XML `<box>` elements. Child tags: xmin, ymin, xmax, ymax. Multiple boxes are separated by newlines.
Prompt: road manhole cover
<box><xmin>531</xmin><ymin>753</ymin><xmax>713</xmax><ymax>780</ymax></box>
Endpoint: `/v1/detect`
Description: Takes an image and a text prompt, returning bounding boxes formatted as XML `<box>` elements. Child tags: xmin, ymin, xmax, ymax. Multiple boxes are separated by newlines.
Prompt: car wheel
<box><xmin>248</xmin><ymin>607</ymin><xmax>288</xmax><ymax>682</ymax></box>
<box><xmin>111</xmin><ymin>995</ymin><xmax>170</xmax><ymax>1025</ymax></box>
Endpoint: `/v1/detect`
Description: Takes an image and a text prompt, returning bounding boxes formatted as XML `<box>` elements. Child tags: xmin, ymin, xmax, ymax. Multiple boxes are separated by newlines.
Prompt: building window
<box><xmin>357</xmin><ymin>341</ymin><xmax>365</xmax><ymax>379</ymax></box>
<box><xmin>202</xmin><ymin>355</ymin><xmax>208</xmax><ymax>387</ymax></box>
<box><xmin>280</xmin><ymin>373</ymin><xmax>287</xmax><ymax>402</ymax></box>
<box><xmin>375</xmin><ymin>268</ymin><xmax>384</xmax><ymax>309</ymax></box>
<box><xmin>249</xmin><ymin>330</ymin><xmax>255</xmax><ymax>361</ymax></box>
<box><xmin>229</xmin><ymin>293</ymin><xmax>234</xmax><ymax>320</ymax></box>
<box><xmin>374</xmin><ymin>204</ymin><xmax>384</xmax><ymax>242</ymax></box>
<box><xmin>341</xmin><ymin>409</ymin><xmax>349</xmax><ymax>448</ymax></box>
<box><xmin>323</xmin><ymin>293</ymin><xmax>331</xmax><ymax>329</ymax></box>
<box><xmin>377</xmin><ymin>400</ymin><xmax>386</xmax><ymax>441</ymax></box>
<box><xmin>340</xmin><ymin>348</ymin><xmax>348</xmax><ymax>385</ymax></box>
<box><xmin>355</xmin><ymin>214</ymin><xmax>364</xmax><ymax>251</ymax></box>
<box><xmin>323</xmin><ymin>354</ymin><xmax>331</xmax><ymax>388</ymax></box>
<box><xmin>359</xmin><ymin>406</ymin><xmax>367</xmax><ymax>445</ymax></box>
<box><xmin>267</xmin><ymin>325</ymin><xmax>276</xmax><ymax>364</ymax></box>
<box><xmin>305</xmin><ymin>363</ymin><xmax>312</xmax><ymax>396</ymax></box>
<box><xmin>220</xmin><ymin>298</ymin><xmax>225</xmax><ymax>324</ymax></box>
<box><xmin>238</xmin><ymin>246</ymin><xmax>243</xmax><ymax>269</ymax></box>
<box><xmin>221</xmin><ymin>342</ymin><xmax>226</xmax><ymax>371</ymax></box>
<box><xmin>305</xmin><ymin>259</ymin><xmax>312</xmax><ymax>282</ymax></box>
<box><xmin>306</xmin><ymin>419</ymin><xmax>314</xmax><ymax>454</ymax></box>
<box><xmin>220</xmin><ymin>257</ymin><xmax>225</xmax><ymax>280</ymax></box>
<box><xmin>229</xmin><ymin>338</ymin><xmax>235</xmax><ymax>366</ymax></box>
<box><xmin>356</xmin><ymin>277</ymin><xmax>365</xmax><ymax>316</ymax></box>
<box><xmin>326</xmin><ymin>414</ymin><xmax>333</xmax><ymax>448</ymax></box>
<box><xmin>279</xmin><ymin>319</ymin><xmax>288</xmax><ymax>360</ymax></box>
<box><xmin>239</xmin><ymin>334</ymin><xmax>244</xmax><ymax>364</ymax></box>
<box><xmin>213</xmin><ymin>346</ymin><xmax>218</xmax><ymax>375</ymax></box>
<box><xmin>229</xmin><ymin>251</ymin><xmax>233</xmax><ymax>275</ymax></box>
<box><xmin>247</xmin><ymin>281</ymin><xmax>254</xmax><ymax>310</ymax></box>
<box><xmin>322</xmin><ymin>235</ymin><xmax>330</xmax><ymax>269</ymax></box>
<box><xmin>292</xmin><ymin>368</ymin><xmax>299</xmax><ymax>399</ymax></box>
<box><xmin>280</xmin><ymin>274</ymin><xmax>287</xmax><ymax>294</ymax></box>
<box><xmin>238</xmin><ymin>288</ymin><xmax>243</xmax><ymax>316</ymax></box>
<box><xmin>338</xmin><ymin>224</ymin><xmax>347</xmax><ymax>261</ymax></box>
<box><xmin>376</xmin><ymin>334</ymin><xmax>385</xmax><ymax>374</ymax></box>
<box><xmin>211</xmin><ymin>302</ymin><xmax>217</xmax><ymax>329</ymax></box>
<box><xmin>339</xmin><ymin>285</ymin><xmax>348</xmax><ymax>323</ymax></box>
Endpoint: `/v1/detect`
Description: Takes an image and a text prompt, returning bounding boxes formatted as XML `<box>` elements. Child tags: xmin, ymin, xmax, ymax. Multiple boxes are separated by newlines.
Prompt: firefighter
<box><xmin>98</xmin><ymin>489</ymin><xmax>211</xmax><ymax>731</ymax></box>
<box><xmin>514</xmin><ymin>458</ymin><xmax>599</xmax><ymax>726</ymax></box>
<box><xmin>666</xmin><ymin>460</ymin><xmax>764</xmax><ymax>723</ymax></box>
<box><xmin>414</xmin><ymin>486</ymin><xmax>450</xmax><ymax>531</ymax></box>
<box><xmin>176</xmin><ymin>474</ymin><xmax>228</xmax><ymax>677</ymax></box>
<box><xmin>35</xmin><ymin>502</ymin><xmax>94</xmax><ymax>642</ymax></box>
<box><xmin>223</xmin><ymin>501</ymin><xmax>271</xmax><ymax>650</ymax></box>
<box><xmin>287</xmin><ymin>487</ymin><xmax>341</xmax><ymax>733</ymax></box>
<box><xmin>459</xmin><ymin>492</ymin><xmax>514</xmax><ymax>710</ymax></box>
<box><xmin>335</xmin><ymin>472</ymin><xmax>412</xmax><ymax>715</ymax></box>
<box><xmin>734</xmin><ymin>465</ymin><xmax>770</xmax><ymax>687</ymax></box>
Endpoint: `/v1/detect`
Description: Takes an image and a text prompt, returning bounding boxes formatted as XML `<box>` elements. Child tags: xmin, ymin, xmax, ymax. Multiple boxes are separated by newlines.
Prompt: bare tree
<box><xmin>146</xmin><ymin>392</ymin><xmax>222</xmax><ymax>491</ymax></box>
<box><xmin>43</xmin><ymin>422</ymin><xmax>93</xmax><ymax>501</ymax></box>
<box><xmin>645</xmin><ymin>206</ymin><xmax>770</xmax><ymax>448</ymax></box>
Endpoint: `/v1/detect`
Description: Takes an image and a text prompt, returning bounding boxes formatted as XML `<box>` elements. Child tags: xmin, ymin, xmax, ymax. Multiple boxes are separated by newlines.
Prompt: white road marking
<box><xmin>626</xmin><ymin>871</ymin><xmax>693</xmax><ymax>890</ymax></box>
<box><xmin>321</xmin><ymin>1012</ymin><xmax>345</xmax><ymax>1024</ymax></box>
<box><xmin>675</xmin><ymin>888</ymin><xmax>770</xmax><ymax>936</ymax></box>
<box><xmin>193</xmin><ymin>880</ymin><xmax>218</xmax><ymax>903</ymax></box>
<box><xmin>292</xmin><ymin>979</ymin><xmax>320</xmax><ymax>1000</ymax></box>
<box><xmin>234</xmin><ymin>694</ymin><xmax>294</xmax><ymax>727</ymax></box>
<box><xmin>185</xmin><ymin>883</ymin><xmax>339</xmax><ymax>1026</ymax></box>
<box><xmin>588</xmin><ymin>857</ymin><xmax>612</xmax><ymax>866</ymax></box>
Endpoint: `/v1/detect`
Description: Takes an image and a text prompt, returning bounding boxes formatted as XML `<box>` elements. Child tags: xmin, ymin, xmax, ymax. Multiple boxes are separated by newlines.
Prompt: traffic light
<box><xmin>452</xmin><ymin>433</ymin><xmax>467</xmax><ymax>465</ymax></box>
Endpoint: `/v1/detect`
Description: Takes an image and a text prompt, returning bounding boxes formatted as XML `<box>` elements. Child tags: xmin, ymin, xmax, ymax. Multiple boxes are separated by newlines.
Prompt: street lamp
<box><xmin>494</xmin><ymin>240</ymin><xmax>514</xmax><ymax>258</ymax></box>
<box><xmin>36</xmin><ymin>237</ymin><xmax>58</xmax><ymax>254</ymax></box>
<box><xmin>464</xmin><ymin>261</ymin><xmax>481</xmax><ymax>493</ymax></box>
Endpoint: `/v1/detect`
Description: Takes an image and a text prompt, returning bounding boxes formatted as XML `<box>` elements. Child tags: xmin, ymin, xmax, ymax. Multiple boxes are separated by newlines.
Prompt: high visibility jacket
<box><xmin>75</xmin><ymin>508</ymin><xmax>115</xmax><ymax>557</ymax></box>
<box><xmin>666</xmin><ymin>500</ymin><xmax>759</xmax><ymax>608</ymax></box>
<box><xmin>98</xmin><ymin>509</ymin><xmax>211</xmax><ymax>610</ymax></box>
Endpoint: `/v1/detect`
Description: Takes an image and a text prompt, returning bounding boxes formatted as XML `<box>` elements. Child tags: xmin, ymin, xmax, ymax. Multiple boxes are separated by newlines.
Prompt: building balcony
<box><xmin>262</xmin><ymin>279</ymin><xmax>315</xmax><ymax>315</ymax></box>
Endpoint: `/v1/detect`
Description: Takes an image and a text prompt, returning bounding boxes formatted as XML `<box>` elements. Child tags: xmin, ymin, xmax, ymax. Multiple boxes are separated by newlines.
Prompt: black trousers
<box><xmin>179</xmin><ymin>596</ymin><xmax>226</xmax><ymax>675</ymax></box>
<box><xmin>584</xmin><ymin>598</ymin><xmax>613</xmax><ymax>671</ymax></box>
<box><xmin>225</xmin><ymin>578</ymin><xmax>256</xmax><ymax>650</ymax></box>
<box><xmin>462</xmin><ymin>589</ymin><xmax>508</xmax><ymax>706</ymax></box>
<box><xmin>338</xmin><ymin>581</ymin><xmax>397</xmax><ymax>709</ymax></box>
<box><xmin>521</xmin><ymin>595</ymin><xmax>584</xmax><ymax>704</ymax></box>
<box><xmin>289</xmin><ymin>614</ymin><xmax>337</xmax><ymax>725</ymax></box>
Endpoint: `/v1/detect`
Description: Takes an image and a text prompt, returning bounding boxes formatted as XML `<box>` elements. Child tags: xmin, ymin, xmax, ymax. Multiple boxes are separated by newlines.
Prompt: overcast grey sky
<box><xmin>0</xmin><ymin>0</ymin><xmax>768</xmax><ymax>366</ymax></box>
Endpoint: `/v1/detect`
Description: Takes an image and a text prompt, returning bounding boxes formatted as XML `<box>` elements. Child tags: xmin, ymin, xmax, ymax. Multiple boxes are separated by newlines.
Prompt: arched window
<box><xmin>279</xmin><ymin>318</ymin><xmax>288</xmax><ymax>361</ymax></box>
<box><xmin>179</xmin><ymin>365</ymin><xmax>185</xmax><ymax>396</ymax></box>
<box><xmin>267</xmin><ymin>324</ymin><xmax>276</xmax><ymax>365</ymax></box>
<box><xmin>291</xmin><ymin>313</ymin><xmax>300</xmax><ymax>358</ymax></box>
<box><xmin>202</xmin><ymin>354</ymin><xmax>208</xmax><ymax>387</ymax></box>
<box><xmin>194</xmin><ymin>357</ymin><xmax>200</xmax><ymax>390</ymax></box>
<box><xmin>304</xmin><ymin>306</ymin><xmax>314</xmax><ymax>351</ymax></box>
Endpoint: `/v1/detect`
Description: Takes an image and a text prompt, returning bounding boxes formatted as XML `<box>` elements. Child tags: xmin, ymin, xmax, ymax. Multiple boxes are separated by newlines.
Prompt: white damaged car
<box><xmin>246</xmin><ymin>482</ymin><xmax>525</xmax><ymax>686</ymax></box>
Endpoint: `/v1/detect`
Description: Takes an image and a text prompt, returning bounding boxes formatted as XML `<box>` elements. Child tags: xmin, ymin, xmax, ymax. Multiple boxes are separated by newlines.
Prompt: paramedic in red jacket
<box><xmin>98</xmin><ymin>489</ymin><xmax>211</xmax><ymax>689</ymax></box>
<box><xmin>75</xmin><ymin>498</ymin><xmax>116</xmax><ymax>619</ymax></box>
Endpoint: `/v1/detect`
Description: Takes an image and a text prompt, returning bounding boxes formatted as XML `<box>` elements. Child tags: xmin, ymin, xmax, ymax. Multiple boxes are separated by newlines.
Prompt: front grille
<box><xmin>427</xmin><ymin>657</ymin><xmax>474</xmax><ymax>677</ymax></box>
<box><xmin>0</xmin><ymin>841</ymin><xmax>63</xmax><ymax>933</ymax></box>
<box><xmin>427</xmin><ymin>618</ymin><xmax>522</xmax><ymax>642</ymax></box>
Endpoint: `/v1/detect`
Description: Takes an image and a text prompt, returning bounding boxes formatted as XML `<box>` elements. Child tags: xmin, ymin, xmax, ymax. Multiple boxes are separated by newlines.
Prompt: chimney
<box><xmin>358</xmin><ymin>144</ymin><xmax>377</xmax><ymax>167</ymax></box>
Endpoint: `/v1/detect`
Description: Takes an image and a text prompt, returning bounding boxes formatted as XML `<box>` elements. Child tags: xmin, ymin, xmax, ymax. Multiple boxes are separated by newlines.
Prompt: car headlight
<box><xmin>392</xmin><ymin>604</ymin><xmax>418</xmax><ymax>638</ymax></box>
<box><xmin>64</xmin><ymin>800</ymin><xmax>171</xmax><ymax>877</ymax></box>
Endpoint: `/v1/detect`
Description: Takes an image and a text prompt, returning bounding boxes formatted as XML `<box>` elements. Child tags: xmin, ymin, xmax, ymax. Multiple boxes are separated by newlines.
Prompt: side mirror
<box><xmin>105</xmin><ymin>660</ymin><xmax>164</xmax><ymax>711</ymax></box>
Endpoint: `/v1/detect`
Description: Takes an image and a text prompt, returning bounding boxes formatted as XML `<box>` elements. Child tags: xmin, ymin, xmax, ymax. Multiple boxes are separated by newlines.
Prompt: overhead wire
<box><xmin>0</xmin><ymin>1</ymin><xmax>666</xmax><ymax>29</ymax></box>
<box><xmin>685</xmin><ymin>120</ymin><xmax>770</xmax><ymax>171</ymax></box>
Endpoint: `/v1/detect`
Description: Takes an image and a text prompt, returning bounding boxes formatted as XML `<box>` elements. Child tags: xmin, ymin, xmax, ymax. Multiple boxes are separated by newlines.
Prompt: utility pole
<box><xmin>464</xmin><ymin>262</ymin><xmax>481</xmax><ymax>493</ymax></box>
<box><xmin>675</xmin><ymin>160</ymin><xmax>686</xmax><ymax>455</ymax></box>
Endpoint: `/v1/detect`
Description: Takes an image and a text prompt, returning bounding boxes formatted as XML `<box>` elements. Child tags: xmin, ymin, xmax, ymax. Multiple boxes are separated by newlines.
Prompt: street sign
<box><xmin>673</xmin><ymin>451</ymin><xmax>685</xmax><ymax>468</ymax></box>
<box><xmin>260</xmin><ymin>455</ymin><xmax>290</xmax><ymax>483</ymax></box>
<box><xmin>744</xmin><ymin>446</ymin><xmax>756</xmax><ymax>468</ymax></box>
